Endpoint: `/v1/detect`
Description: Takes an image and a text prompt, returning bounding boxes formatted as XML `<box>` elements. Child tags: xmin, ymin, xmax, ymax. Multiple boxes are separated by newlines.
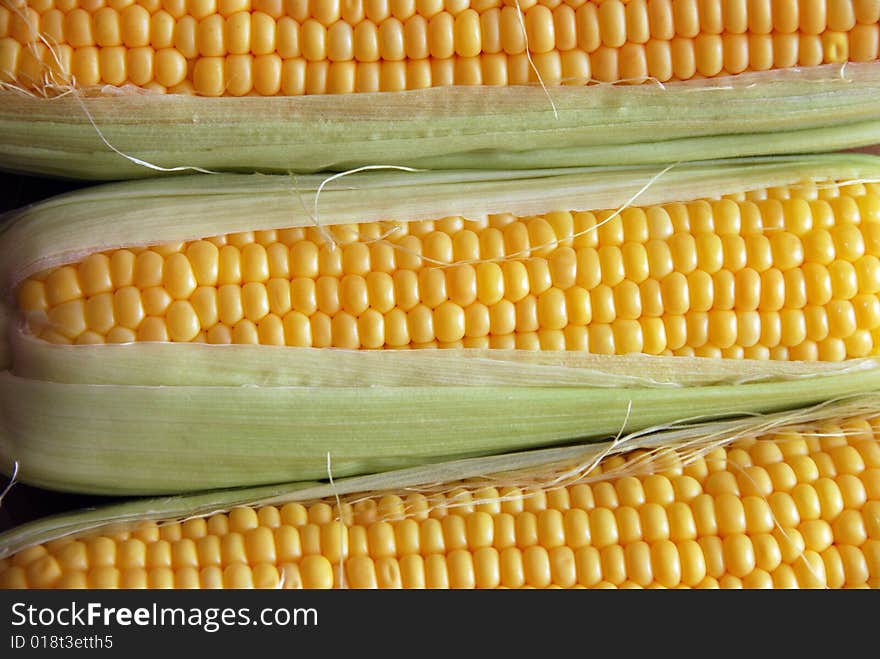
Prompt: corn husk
<box><xmin>2</xmin><ymin>155</ymin><xmax>879</xmax><ymax>495</ymax></box>
<box><xmin>4</xmin><ymin>365</ymin><xmax>879</xmax><ymax>495</ymax></box>
<box><xmin>1</xmin><ymin>64</ymin><xmax>879</xmax><ymax>179</ymax></box>
<box><xmin>4</xmin><ymin>153</ymin><xmax>878</xmax><ymax>284</ymax></box>
<box><xmin>1</xmin><ymin>393</ymin><xmax>876</xmax><ymax>560</ymax></box>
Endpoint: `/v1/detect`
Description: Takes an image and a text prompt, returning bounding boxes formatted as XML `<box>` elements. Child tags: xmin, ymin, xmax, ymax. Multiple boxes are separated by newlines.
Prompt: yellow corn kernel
<box><xmin>2</xmin><ymin>0</ymin><xmax>874</xmax><ymax>95</ymax></box>
<box><xmin>15</xmin><ymin>180</ymin><xmax>880</xmax><ymax>359</ymax></box>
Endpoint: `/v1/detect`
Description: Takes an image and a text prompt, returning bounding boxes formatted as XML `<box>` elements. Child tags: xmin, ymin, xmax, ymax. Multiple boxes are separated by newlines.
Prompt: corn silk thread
<box><xmin>291</xmin><ymin>160</ymin><xmax>681</xmax><ymax>271</ymax></box>
<box><xmin>0</xmin><ymin>461</ymin><xmax>19</xmax><ymax>508</ymax></box>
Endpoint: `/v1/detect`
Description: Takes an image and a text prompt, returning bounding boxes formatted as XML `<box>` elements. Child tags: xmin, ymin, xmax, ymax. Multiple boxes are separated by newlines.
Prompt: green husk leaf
<box><xmin>11</xmin><ymin>330</ymin><xmax>879</xmax><ymax>388</ymax></box>
<box><xmin>1</xmin><ymin>393</ymin><xmax>877</xmax><ymax>560</ymax></box>
<box><xmin>1</xmin><ymin>64</ymin><xmax>879</xmax><ymax>179</ymax></box>
<box><xmin>3</xmin><ymin>153</ymin><xmax>879</xmax><ymax>285</ymax></box>
<box><xmin>3</xmin><ymin>366</ymin><xmax>880</xmax><ymax>495</ymax></box>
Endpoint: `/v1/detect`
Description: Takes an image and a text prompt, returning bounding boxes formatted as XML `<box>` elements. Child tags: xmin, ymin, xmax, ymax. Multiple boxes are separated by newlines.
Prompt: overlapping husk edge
<box><xmin>1</xmin><ymin>63</ymin><xmax>879</xmax><ymax>179</ymax></box>
<box><xmin>1</xmin><ymin>393</ymin><xmax>877</xmax><ymax>560</ymax></box>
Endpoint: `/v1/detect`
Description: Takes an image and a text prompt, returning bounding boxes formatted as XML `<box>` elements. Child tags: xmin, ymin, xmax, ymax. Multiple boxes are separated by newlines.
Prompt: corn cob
<box><xmin>1</xmin><ymin>155</ymin><xmax>879</xmax><ymax>496</ymax></box>
<box><xmin>1</xmin><ymin>396</ymin><xmax>877</xmax><ymax>589</ymax></box>
<box><xmin>0</xmin><ymin>158</ymin><xmax>880</xmax><ymax>493</ymax></box>
<box><xmin>16</xmin><ymin>162</ymin><xmax>880</xmax><ymax>359</ymax></box>
<box><xmin>2</xmin><ymin>0</ymin><xmax>878</xmax><ymax>95</ymax></box>
<box><xmin>0</xmin><ymin>3</ymin><xmax>878</xmax><ymax>178</ymax></box>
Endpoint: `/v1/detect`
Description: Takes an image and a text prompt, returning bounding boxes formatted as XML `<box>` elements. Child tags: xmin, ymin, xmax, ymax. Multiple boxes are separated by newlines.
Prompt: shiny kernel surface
<box><xmin>3</xmin><ymin>0</ymin><xmax>876</xmax><ymax>94</ymax></box>
<box><xmin>3</xmin><ymin>412</ymin><xmax>879</xmax><ymax>589</ymax></box>
<box><xmin>19</xmin><ymin>180</ymin><xmax>880</xmax><ymax>359</ymax></box>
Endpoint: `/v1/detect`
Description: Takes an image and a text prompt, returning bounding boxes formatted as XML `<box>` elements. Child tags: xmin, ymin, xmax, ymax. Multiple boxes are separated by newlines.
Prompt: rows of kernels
<box><xmin>19</xmin><ymin>181</ymin><xmax>880</xmax><ymax>358</ymax></box>
<box><xmin>2</xmin><ymin>414</ymin><xmax>878</xmax><ymax>588</ymax></box>
<box><xmin>1</xmin><ymin>0</ymin><xmax>876</xmax><ymax>93</ymax></box>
